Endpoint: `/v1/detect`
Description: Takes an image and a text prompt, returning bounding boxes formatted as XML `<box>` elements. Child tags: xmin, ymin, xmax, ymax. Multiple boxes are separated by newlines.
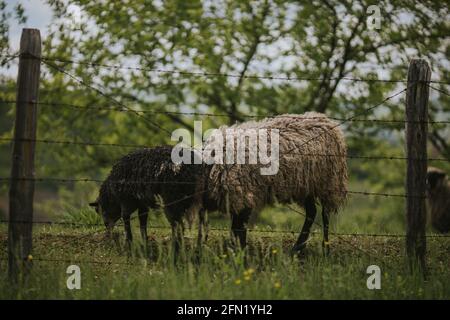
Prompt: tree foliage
<box><xmin>0</xmin><ymin>0</ymin><xmax>449</xmax><ymax>182</ymax></box>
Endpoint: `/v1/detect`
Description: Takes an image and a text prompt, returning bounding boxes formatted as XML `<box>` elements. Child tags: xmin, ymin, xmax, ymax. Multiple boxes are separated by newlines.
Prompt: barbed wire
<box><xmin>429</xmin><ymin>85</ymin><xmax>450</xmax><ymax>97</ymax></box>
<box><xmin>1</xmin><ymin>37</ymin><xmax>448</xmax><ymax>269</ymax></box>
<box><xmin>0</xmin><ymin>53</ymin><xmax>20</xmax><ymax>65</ymax></box>
<box><xmin>0</xmin><ymin>176</ymin><xmax>426</xmax><ymax>198</ymax></box>
<box><xmin>38</xmin><ymin>56</ymin><xmax>450</xmax><ymax>85</ymax></box>
<box><xmin>281</xmin><ymin>87</ymin><xmax>408</xmax><ymax>159</ymax></box>
<box><xmin>1</xmin><ymin>99</ymin><xmax>450</xmax><ymax>125</ymax></box>
<box><xmin>0</xmin><ymin>55</ymin><xmax>445</xmax><ymax>253</ymax></box>
<box><xmin>275</xmin><ymin>81</ymin><xmax>448</xmax><ymax>162</ymax></box>
<box><xmin>1</xmin><ymin>219</ymin><xmax>449</xmax><ymax>238</ymax></box>
<box><xmin>0</xmin><ymin>137</ymin><xmax>149</xmax><ymax>149</ymax></box>
<box><xmin>0</xmin><ymin>256</ymin><xmax>131</xmax><ymax>266</ymax></box>
<box><xmin>40</xmin><ymin>56</ymin><xmax>172</xmax><ymax>135</ymax></box>
<box><xmin>1</xmin><ymin>137</ymin><xmax>449</xmax><ymax>162</ymax></box>
<box><xmin>0</xmin><ymin>228</ymin><xmax>447</xmax><ymax>267</ymax></box>
<box><xmin>32</xmin><ymin>54</ymin><xmax>450</xmax><ymax>161</ymax></box>
<box><xmin>2</xmin><ymin>227</ymin><xmax>449</xmax><ymax>267</ymax></box>
<box><xmin>4</xmin><ymin>53</ymin><xmax>449</xmax><ymax>85</ymax></box>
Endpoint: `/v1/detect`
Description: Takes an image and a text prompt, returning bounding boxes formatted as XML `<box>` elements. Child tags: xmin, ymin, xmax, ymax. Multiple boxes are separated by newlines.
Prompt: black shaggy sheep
<box><xmin>426</xmin><ymin>167</ymin><xmax>450</xmax><ymax>233</ymax></box>
<box><xmin>89</xmin><ymin>146</ymin><xmax>206</xmax><ymax>253</ymax></box>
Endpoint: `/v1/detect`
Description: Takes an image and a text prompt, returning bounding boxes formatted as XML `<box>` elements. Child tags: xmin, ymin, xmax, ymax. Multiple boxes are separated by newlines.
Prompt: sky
<box><xmin>3</xmin><ymin>0</ymin><xmax>53</xmax><ymax>76</ymax></box>
<box><xmin>8</xmin><ymin>0</ymin><xmax>53</xmax><ymax>51</ymax></box>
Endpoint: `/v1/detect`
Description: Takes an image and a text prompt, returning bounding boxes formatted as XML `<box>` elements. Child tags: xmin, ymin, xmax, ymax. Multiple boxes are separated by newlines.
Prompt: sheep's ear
<box><xmin>430</xmin><ymin>171</ymin><xmax>447</xmax><ymax>181</ymax></box>
<box><xmin>437</xmin><ymin>171</ymin><xmax>446</xmax><ymax>178</ymax></box>
<box><xmin>89</xmin><ymin>201</ymin><xmax>98</xmax><ymax>207</ymax></box>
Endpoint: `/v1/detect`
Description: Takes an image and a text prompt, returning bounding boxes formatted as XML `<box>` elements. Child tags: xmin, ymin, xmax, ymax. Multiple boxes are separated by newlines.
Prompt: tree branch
<box><xmin>315</xmin><ymin>9</ymin><xmax>366</xmax><ymax>113</ymax></box>
<box><xmin>304</xmin><ymin>1</ymin><xmax>339</xmax><ymax>112</ymax></box>
<box><xmin>228</xmin><ymin>0</ymin><xmax>270</xmax><ymax>124</ymax></box>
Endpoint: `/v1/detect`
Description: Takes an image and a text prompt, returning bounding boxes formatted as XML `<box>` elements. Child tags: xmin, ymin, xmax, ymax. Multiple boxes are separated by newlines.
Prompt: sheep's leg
<box><xmin>197</xmin><ymin>208</ymin><xmax>208</xmax><ymax>247</ymax></box>
<box><xmin>203</xmin><ymin>209</ymin><xmax>209</xmax><ymax>243</ymax></box>
<box><xmin>105</xmin><ymin>223</ymin><xmax>114</xmax><ymax>239</ymax></box>
<box><xmin>121</xmin><ymin>205</ymin><xmax>134</xmax><ymax>249</ymax></box>
<box><xmin>193</xmin><ymin>208</ymin><xmax>208</xmax><ymax>264</ymax></box>
<box><xmin>197</xmin><ymin>208</ymin><xmax>204</xmax><ymax>248</ymax></box>
<box><xmin>138</xmin><ymin>207</ymin><xmax>149</xmax><ymax>255</ymax></box>
<box><xmin>292</xmin><ymin>196</ymin><xmax>317</xmax><ymax>254</ymax></box>
<box><xmin>321</xmin><ymin>207</ymin><xmax>330</xmax><ymax>256</ymax></box>
<box><xmin>171</xmin><ymin>218</ymin><xmax>184</xmax><ymax>263</ymax></box>
<box><xmin>231</xmin><ymin>209</ymin><xmax>251</xmax><ymax>249</ymax></box>
<box><xmin>138</xmin><ymin>207</ymin><xmax>148</xmax><ymax>242</ymax></box>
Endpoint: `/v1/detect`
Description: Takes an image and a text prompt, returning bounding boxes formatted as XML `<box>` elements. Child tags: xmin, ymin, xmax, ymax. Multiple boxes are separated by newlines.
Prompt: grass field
<box><xmin>1</xmin><ymin>210</ymin><xmax>449</xmax><ymax>299</ymax></box>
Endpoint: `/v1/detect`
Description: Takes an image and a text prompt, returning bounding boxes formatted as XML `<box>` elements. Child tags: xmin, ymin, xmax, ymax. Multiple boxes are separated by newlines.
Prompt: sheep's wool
<box><xmin>205</xmin><ymin>112</ymin><xmax>348</xmax><ymax>215</ymax></box>
<box><xmin>427</xmin><ymin>167</ymin><xmax>450</xmax><ymax>233</ymax></box>
<box><xmin>99</xmin><ymin>146</ymin><xmax>203</xmax><ymax>225</ymax></box>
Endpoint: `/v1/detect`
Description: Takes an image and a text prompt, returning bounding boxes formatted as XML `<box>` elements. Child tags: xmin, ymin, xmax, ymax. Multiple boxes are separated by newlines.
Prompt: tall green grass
<box><xmin>0</xmin><ymin>221</ymin><xmax>449</xmax><ymax>299</ymax></box>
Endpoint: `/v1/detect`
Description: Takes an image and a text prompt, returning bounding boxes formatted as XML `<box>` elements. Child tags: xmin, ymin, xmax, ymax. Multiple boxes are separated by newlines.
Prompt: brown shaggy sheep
<box><xmin>203</xmin><ymin>112</ymin><xmax>348</xmax><ymax>254</ymax></box>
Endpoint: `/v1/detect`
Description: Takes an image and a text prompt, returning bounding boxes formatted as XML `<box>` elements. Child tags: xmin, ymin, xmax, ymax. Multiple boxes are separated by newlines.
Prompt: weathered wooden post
<box><xmin>405</xmin><ymin>59</ymin><xmax>430</xmax><ymax>273</ymax></box>
<box><xmin>8</xmin><ymin>29</ymin><xmax>41</xmax><ymax>281</ymax></box>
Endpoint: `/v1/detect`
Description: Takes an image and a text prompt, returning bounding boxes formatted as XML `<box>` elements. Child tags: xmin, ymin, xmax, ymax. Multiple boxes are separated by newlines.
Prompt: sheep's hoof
<box><xmin>140</xmin><ymin>243</ymin><xmax>149</xmax><ymax>257</ymax></box>
<box><xmin>322</xmin><ymin>242</ymin><xmax>330</xmax><ymax>257</ymax></box>
<box><xmin>124</xmin><ymin>240</ymin><xmax>132</xmax><ymax>254</ymax></box>
<box><xmin>290</xmin><ymin>244</ymin><xmax>306</xmax><ymax>258</ymax></box>
<box><xmin>192</xmin><ymin>248</ymin><xmax>202</xmax><ymax>265</ymax></box>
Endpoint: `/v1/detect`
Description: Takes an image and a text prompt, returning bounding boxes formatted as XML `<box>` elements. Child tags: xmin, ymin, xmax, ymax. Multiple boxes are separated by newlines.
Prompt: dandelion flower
<box><xmin>274</xmin><ymin>281</ymin><xmax>281</xmax><ymax>289</ymax></box>
<box><xmin>244</xmin><ymin>275</ymin><xmax>251</xmax><ymax>281</ymax></box>
<box><xmin>272</xmin><ymin>249</ymin><xmax>278</xmax><ymax>254</ymax></box>
<box><xmin>235</xmin><ymin>279</ymin><xmax>242</xmax><ymax>285</ymax></box>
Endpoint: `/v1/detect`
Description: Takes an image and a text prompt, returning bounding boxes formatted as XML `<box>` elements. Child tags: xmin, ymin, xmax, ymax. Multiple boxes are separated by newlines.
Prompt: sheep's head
<box><xmin>426</xmin><ymin>167</ymin><xmax>447</xmax><ymax>193</ymax></box>
<box><xmin>89</xmin><ymin>199</ymin><xmax>121</xmax><ymax>231</ymax></box>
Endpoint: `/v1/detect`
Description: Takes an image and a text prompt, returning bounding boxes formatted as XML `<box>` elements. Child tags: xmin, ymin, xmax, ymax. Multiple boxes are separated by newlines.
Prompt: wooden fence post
<box><xmin>405</xmin><ymin>59</ymin><xmax>430</xmax><ymax>272</ymax></box>
<box><xmin>8</xmin><ymin>29</ymin><xmax>41</xmax><ymax>281</ymax></box>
